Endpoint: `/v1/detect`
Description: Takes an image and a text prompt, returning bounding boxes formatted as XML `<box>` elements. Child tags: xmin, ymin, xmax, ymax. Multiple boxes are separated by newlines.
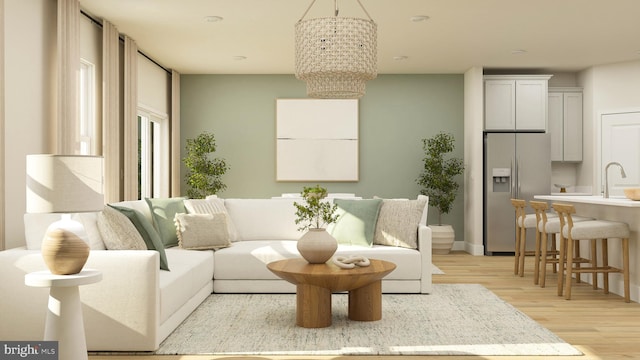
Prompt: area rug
<box><xmin>156</xmin><ymin>284</ymin><xmax>581</xmax><ymax>356</ymax></box>
<box><xmin>432</xmin><ymin>264</ymin><xmax>444</xmax><ymax>274</ymax></box>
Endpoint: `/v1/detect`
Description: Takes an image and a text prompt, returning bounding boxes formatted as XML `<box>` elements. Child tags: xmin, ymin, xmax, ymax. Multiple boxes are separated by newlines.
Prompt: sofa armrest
<box><xmin>417</xmin><ymin>224</ymin><xmax>432</xmax><ymax>294</ymax></box>
<box><xmin>0</xmin><ymin>248</ymin><xmax>161</xmax><ymax>351</ymax></box>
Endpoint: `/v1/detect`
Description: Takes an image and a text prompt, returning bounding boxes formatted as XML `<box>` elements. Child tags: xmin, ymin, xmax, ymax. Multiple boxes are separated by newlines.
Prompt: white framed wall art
<box><xmin>276</xmin><ymin>99</ymin><xmax>359</xmax><ymax>182</ymax></box>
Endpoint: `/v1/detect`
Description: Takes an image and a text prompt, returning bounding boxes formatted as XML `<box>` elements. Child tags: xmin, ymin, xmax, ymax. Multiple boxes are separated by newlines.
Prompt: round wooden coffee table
<box><xmin>267</xmin><ymin>258</ymin><xmax>396</xmax><ymax>328</ymax></box>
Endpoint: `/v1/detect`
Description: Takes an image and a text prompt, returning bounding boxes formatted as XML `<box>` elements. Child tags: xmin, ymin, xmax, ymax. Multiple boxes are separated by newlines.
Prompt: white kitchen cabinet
<box><xmin>549</xmin><ymin>88</ymin><xmax>582</xmax><ymax>162</ymax></box>
<box><xmin>484</xmin><ymin>75</ymin><xmax>552</xmax><ymax>131</ymax></box>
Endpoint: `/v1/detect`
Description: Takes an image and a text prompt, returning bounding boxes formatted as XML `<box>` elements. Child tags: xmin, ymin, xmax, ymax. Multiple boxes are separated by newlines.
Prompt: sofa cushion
<box><xmin>374</xmin><ymin>197</ymin><xmax>428</xmax><ymax>249</ymax></box>
<box><xmin>175</xmin><ymin>213</ymin><xmax>231</xmax><ymax>250</ymax></box>
<box><xmin>223</xmin><ymin>199</ymin><xmax>302</xmax><ymax>241</ymax></box>
<box><xmin>214</xmin><ymin>240</ymin><xmax>299</xmax><ymax>280</ymax></box>
<box><xmin>213</xmin><ymin>240</ymin><xmax>420</xmax><ymax>281</ymax></box>
<box><xmin>145</xmin><ymin>197</ymin><xmax>187</xmax><ymax>248</ymax></box>
<box><xmin>328</xmin><ymin>199</ymin><xmax>383</xmax><ymax>247</ymax></box>
<box><xmin>183</xmin><ymin>198</ymin><xmax>238</xmax><ymax>242</ymax></box>
<box><xmin>109</xmin><ymin>204</ymin><xmax>170</xmax><ymax>270</ymax></box>
<box><xmin>97</xmin><ymin>206</ymin><xmax>147</xmax><ymax>250</ymax></box>
<box><xmin>160</xmin><ymin>248</ymin><xmax>214</xmax><ymax>324</ymax></box>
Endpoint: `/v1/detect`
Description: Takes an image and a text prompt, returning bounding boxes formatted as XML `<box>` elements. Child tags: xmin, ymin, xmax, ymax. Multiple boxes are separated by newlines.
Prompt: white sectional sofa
<box><xmin>0</xmin><ymin>196</ymin><xmax>432</xmax><ymax>351</ymax></box>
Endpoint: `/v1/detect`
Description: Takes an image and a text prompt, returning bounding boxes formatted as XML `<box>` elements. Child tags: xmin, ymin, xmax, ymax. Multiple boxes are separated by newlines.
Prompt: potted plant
<box><xmin>293</xmin><ymin>185</ymin><xmax>339</xmax><ymax>263</ymax></box>
<box><xmin>183</xmin><ymin>131</ymin><xmax>230</xmax><ymax>198</ymax></box>
<box><xmin>416</xmin><ymin>132</ymin><xmax>464</xmax><ymax>254</ymax></box>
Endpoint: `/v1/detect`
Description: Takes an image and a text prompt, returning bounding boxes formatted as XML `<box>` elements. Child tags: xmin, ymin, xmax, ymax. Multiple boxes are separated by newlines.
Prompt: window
<box><xmin>79</xmin><ymin>59</ymin><xmax>96</xmax><ymax>155</ymax></box>
<box><xmin>138</xmin><ymin>107</ymin><xmax>170</xmax><ymax>199</ymax></box>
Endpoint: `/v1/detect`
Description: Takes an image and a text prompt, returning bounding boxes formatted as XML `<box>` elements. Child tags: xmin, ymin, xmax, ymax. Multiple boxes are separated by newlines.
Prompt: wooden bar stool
<box><xmin>528</xmin><ymin>201</ymin><xmax>557</xmax><ymax>285</ymax></box>
<box><xmin>553</xmin><ymin>203</ymin><xmax>631</xmax><ymax>302</ymax></box>
<box><xmin>530</xmin><ymin>201</ymin><xmax>593</xmax><ymax>287</ymax></box>
<box><xmin>511</xmin><ymin>199</ymin><xmax>535</xmax><ymax>276</ymax></box>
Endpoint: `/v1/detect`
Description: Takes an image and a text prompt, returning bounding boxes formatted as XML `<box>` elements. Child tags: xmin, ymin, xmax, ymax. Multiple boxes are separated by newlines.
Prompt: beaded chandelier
<box><xmin>295</xmin><ymin>0</ymin><xmax>377</xmax><ymax>99</ymax></box>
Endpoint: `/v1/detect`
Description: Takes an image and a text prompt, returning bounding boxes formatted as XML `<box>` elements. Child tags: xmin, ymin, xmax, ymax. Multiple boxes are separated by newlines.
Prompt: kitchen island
<box><xmin>534</xmin><ymin>194</ymin><xmax>639</xmax><ymax>302</ymax></box>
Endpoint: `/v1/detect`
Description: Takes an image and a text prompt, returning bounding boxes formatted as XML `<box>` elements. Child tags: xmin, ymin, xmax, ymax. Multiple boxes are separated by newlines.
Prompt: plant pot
<box><xmin>429</xmin><ymin>224</ymin><xmax>455</xmax><ymax>255</ymax></box>
<box><xmin>297</xmin><ymin>228</ymin><xmax>338</xmax><ymax>264</ymax></box>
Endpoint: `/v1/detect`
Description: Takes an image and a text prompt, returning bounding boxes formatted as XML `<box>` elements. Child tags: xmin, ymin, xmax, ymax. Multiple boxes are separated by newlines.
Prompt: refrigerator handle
<box><xmin>511</xmin><ymin>157</ymin><xmax>516</xmax><ymax>198</ymax></box>
<box><xmin>516</xmin><ymin>156</ymin><xmax>521</xmax><ymax>198</ymax></box>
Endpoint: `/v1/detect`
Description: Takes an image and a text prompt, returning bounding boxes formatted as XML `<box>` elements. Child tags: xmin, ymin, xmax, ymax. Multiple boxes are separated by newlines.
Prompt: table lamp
<box><xmin>26</xmin><ymin>154</ymin><xmax>104</xmax><ymax>275</ymax></box>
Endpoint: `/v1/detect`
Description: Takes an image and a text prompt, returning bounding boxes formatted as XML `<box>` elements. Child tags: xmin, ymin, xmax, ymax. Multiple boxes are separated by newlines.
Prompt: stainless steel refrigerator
<box><xmin>484</xmin><ymin>132</ymin><xmax>551</xmax><ymax>255</ymax></box>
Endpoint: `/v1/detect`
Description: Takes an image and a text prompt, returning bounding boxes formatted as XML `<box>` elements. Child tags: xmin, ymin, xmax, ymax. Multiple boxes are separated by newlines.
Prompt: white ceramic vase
<box><xmin>297</xmin><ymin>228</ymin><xmax>338</xmax><ymax>264</ymax></box>
<box><xmin>430</xmin><ymin>224</ymin><xmax>455</xmax><ymax>255</ymax></box>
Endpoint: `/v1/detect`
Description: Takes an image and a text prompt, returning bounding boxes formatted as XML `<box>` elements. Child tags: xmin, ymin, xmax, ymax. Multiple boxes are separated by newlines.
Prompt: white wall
<box><xmin>463</xmin><ymin>67</ymin><xmax>485</xmax><ymax>255</ymax></box>
<box><xmin>577</xmin><ymin>60</ymin><xmax>640</xmax><ymax>192</ymax></box>
<box><xmin>4</xmin><ymin>0</ymin><xmax>56</xmax><ymax>248</ymax></box>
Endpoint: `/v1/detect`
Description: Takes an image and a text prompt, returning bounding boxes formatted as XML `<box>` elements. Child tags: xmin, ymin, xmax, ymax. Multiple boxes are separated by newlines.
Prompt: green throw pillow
<box><xmin>108</xmin><ymin>204</ymin><xmax>170</xmax><ymax>271</ymax></box>
<box><xmin>145</xmin><ymin>197</ymin><xmax>187</xmax><ymax>248</ymax></box>
<box><xmin>329</xmin><ymin>199</ymin><xmax>383</xmax><ymax>247</ymax></box>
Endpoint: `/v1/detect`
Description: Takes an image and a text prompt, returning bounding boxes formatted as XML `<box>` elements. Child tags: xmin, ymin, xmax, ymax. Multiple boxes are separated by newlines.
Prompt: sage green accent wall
<box><xmin>180</xmin><ymin>74</ymin><xmax>465</xmax><ymax>240</ymax></box>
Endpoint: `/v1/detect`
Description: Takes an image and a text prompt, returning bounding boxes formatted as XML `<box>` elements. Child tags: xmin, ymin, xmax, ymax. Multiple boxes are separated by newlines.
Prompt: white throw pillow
<box><xmin>97</xmin><ymin>206</ymin><xmax>147</xmax><ymax>250</ymax></box>
<box><xmin>184</xmin><ymin>198</ymin><xmax>238</xmax><ymax>242</ymax></box>
<box><xmin>373</xmin><ymin>196</ymin><xmax>429</xmax><ymax>249</ymax></box>
<box><xmin>175</xmin><ymin>213</ymin><xmax>231</xmax><ymax>250</ymax></box>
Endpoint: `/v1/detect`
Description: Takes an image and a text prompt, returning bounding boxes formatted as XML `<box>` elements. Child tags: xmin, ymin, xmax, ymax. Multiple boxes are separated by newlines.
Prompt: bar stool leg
<box><xmin>601</xmin><ymin>239</ymin><xmax>608</xmax><ymax>293</ymax></box>
<box><xmin>564</xmin><ymin>237</ymin><xmax>574</xmax><ymax>300</ymax></box>
<box><xmin>539</xmin><ymin>231</ymin><xmax>549</xmax><ymax>288</ymax></box>
<box><xmin>533</xmin><ymin>226</ymin><xmax>541</xmax><ymax>285</ymax></box>
<box><xmin>591</xmin><ymin>239</ymin><xmax>598</xmax><ymax>290</ymax></box>
<box><xmin>551</xmin><ymin>236</ymin><xmax>558</xmax><ymax>273</ymax></box>
<box><xmin>514</xmin><ymin>223</ymin><xmax>521</xmax><ymax>275</ymax></box>
<box><xmin>519</xmin><ymin>225</ymin><xmax>527</xmax><ymax>277</ymax></box>
<box><xmin>557</xmin><ymin>235</ymin><xmax>566</xmax><ymax>296</ymax></box>
<box><xmin>623</xmin><ymin>238</ymin><xmax>630</xmax><ymax>303</ymax></box>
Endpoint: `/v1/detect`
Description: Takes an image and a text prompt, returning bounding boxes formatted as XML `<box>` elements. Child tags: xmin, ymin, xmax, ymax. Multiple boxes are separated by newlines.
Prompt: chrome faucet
<box><xmin>604</xmin><ymin>162</ymin><xmax>627</xmax><ymax>198</ymax></box>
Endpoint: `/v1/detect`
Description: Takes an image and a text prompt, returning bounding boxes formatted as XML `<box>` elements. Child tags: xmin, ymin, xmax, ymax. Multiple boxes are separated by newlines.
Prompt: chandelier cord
<box><xmin>298</xmin><ymin>0</ymin><xmax>374</xmax><ymax>22</ymax></box>
<box><xmin>298</xmin><ymin>0</ymin><xmax>317</xmax><ymax>22</ymax></box>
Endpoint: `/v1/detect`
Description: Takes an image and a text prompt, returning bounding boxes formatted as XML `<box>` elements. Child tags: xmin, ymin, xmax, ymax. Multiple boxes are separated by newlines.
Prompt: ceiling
<box><xmin>79</xmin><ymin>0</ymin><xmax>640</xmax><ymax>75</ymax></box>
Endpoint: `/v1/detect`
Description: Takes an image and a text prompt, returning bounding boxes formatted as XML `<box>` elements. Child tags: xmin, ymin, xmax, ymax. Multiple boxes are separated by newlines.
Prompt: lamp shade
<box><xmin>26</xmin><ymin>154</ymin><xmax>104</xmax><ymax>213</ymax></box>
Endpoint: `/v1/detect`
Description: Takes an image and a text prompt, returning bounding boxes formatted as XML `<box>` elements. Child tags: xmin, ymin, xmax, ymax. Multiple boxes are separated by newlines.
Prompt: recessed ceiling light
<box><xmin>233</xmin><ymin>56</ymin><xmax>247</xmax><ymax>61</ymax></box>
<box><xmin>511</xmin><ymin>49</ymin><xmax>527</xmax><ymax>55</ymax></box>
<box><xmin>393</xmin><ymin>56</ymin><xmax>409</xmax><ymax>61</ymax></box>
<box><xmin>411</xmin><ymin>15</ymin><xmax>430</xmax><ymax>22</ymax></box>
<box><xmin>204</xmin><ymin>16</ymin><xmax>223</xmax><ymax>23</ymax></box>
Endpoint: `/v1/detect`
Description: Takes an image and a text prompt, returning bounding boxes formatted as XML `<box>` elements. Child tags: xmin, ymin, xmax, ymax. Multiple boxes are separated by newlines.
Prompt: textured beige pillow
<box><xmin>97</xmin><ymin>206</ymin><xmax>147</xmax><ymax>250</ymax></box>
<box><xmin>175</xmin><ymin>213</ymin><xmax>231</xmax><ymax>250</ymax></box>
<box><xmin>373</xmin><ymin>197</ymin><xmax>428</xmax><ymax>249</ymax></box>
<box><xmin>184</xmin><ymin>198</ymin><xmax>238</xmax><ymax>242</ymax></box>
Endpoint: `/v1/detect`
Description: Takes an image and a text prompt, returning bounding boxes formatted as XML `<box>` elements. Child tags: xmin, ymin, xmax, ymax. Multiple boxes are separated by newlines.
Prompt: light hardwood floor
<box><xmin>90</xmin><ymin>252</ymin><xmax>640</xmax><ymax>360</ymax></box>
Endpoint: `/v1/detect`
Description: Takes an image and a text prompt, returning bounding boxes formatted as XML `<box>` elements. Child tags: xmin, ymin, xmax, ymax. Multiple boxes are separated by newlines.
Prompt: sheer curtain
<box><xmin>123</xmin><ymin>36</ymin><xmax>138</xmax><ymax>200</ymax></box>
<box><xmin>57</xmin><ymin>0</ymin><xmax>80</xmax><ymax>154</ymax></box>
<box><xmin>171</xmin><ymin>70</ymin><xmax>181</xmax><ymax>197</ymax></box>
<box><xmin>102</xmin><ymin>20</ymin><xmax>121</xmax><ymax>203</ymax></box>
<box><xmin>0</xmin><ymin>0</ymin><xmax>5</xmax><ymax>250</ymax></box>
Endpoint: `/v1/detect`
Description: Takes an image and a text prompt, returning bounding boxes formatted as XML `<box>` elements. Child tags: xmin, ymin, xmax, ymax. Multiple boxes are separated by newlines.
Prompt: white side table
<box><xmin>25</xmin><ymin>269</ymin><xmax>102</xmax><ymax>360</ymax></box>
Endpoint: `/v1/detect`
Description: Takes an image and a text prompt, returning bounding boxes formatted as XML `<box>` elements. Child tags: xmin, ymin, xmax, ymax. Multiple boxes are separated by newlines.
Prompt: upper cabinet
<box><xmin>548</xmin><ymin>87</ymin><xmax>583</xmax><ymax>162</ymax></box>
<box><xmin>484</xmin><ymin>75</ymin><xmax>552</xmax><ymax>131</ymax></box>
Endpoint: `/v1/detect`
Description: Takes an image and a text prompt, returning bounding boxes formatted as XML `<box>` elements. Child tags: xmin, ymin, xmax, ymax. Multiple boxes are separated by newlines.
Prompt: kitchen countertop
<box><xmin>534</xmin><ymin>194</ymin><xmax>640</xmax><ymax>207</ymax></box>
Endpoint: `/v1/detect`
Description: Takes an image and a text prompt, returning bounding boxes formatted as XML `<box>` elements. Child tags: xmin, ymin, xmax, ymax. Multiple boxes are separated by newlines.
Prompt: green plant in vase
<box><xmin>183</xmin><ymin>131</ymin><xmax>230</xmax><ymax>198</ymax></box>
<box><xmin>416</xmin><ymin>132</ymin><xmax>464</xmax><ymax>254</ymax></box>
<box><xmin>293</xmin><ymin>185</ymin><xmax>339</xmax><ymax>263</ymax></box>
<box><xmin>293</xmin><ymin>185</ymin><xmax>338</xmax><ymax>231</ymax></box>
